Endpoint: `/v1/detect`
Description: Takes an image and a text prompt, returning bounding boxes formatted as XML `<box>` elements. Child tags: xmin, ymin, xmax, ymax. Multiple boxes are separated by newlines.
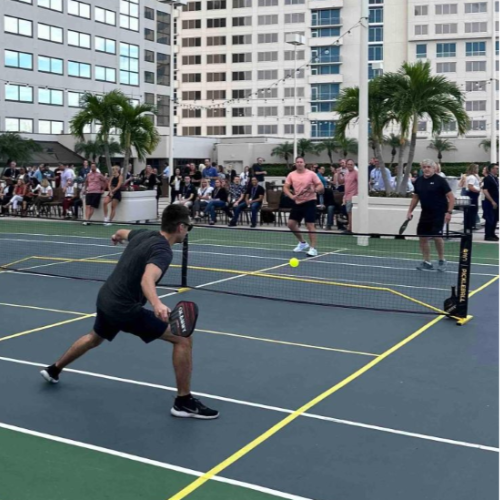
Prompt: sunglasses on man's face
<box><xmin>180</xmin><ymin>222</ymin><xmax>193</xmax><ymax>232</ymax></box>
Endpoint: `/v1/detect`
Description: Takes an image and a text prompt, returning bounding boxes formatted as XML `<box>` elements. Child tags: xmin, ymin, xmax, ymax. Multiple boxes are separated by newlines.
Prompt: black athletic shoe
<box><xmin>170</xmin><ymin>395</ymin><xmax>219</xmax><ymax>420</ymax></box>
<box><xmin>40</xmin><ymin>364</ymin><xmax>61</xmax><ymax>384</ymax></box>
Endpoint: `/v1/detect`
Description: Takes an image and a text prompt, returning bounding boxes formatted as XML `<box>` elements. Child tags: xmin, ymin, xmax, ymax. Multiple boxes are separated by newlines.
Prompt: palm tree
<box><xmin>427</xmin><ymin>137</ymin><xmax>457</xmax><ymax>162</ymax></box>
<box><xmin>297</xmin><ymin>138</ymin><xmax>317</xmax><ymax>158</ymax></box>
<box><xmin>381</xmin><ymin>60</ymin><xmax>469</xmax><ymax>194</ymax></box>
<box><xmin>335</xmin><ymin>78</ymin><xmax>394</xmax><ymax>193</ymax></box>
<box><xmin>336</xmin><ymin>137</ymin><xmax>358</xmax><ymax>158</ymax></box>
<box><xmin>70</xmin><ymin>90</ymin><xmax>125</xmax><ymax>172</ymax></box>
<box><xmin>0</xmin><ymin>132</ymin><xmax>42</xmax><ymax>175</ymax></box>
<box><xmin>385</xmin><ymin>134</ymin><xmax>403</xmax><ymax>166</ymax></box>
<box><xmin>271</xmin><ymin>142</ymin><xmax>294</xmax><ymax>167</ymax></box>
<box><xmin>74</xmin><ymin>139</ymin><xmax>123</xmax><ymax>166</ymax></box>
<box><xmin>479</xmin><ymin>138</ymin><xmax>499</xmax><ymax>152</ymax></box>
<box><xmin>314</xmin><ymin>138</ymin><xmax>339</xmax><ymax>164</ymax></box>
<box><xmin>114</xmin><ymin>101</ymin><xmax>159</xmax><ymax>168</ymax></box>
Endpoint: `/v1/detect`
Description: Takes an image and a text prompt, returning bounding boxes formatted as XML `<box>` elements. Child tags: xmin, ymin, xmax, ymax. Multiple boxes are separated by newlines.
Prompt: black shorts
<box><xmin>290</xmin><ymin>200</ymin><xmax>317</xmax><ymax>224</ymax></box>
<box><xmin>93</xmin><ymin>308</ymin><xmax>168</xmax><ymax>343</ymax></box>
<box><xmin>417</xmin><ymin>210</ymin><xmax>446</xmax><ymax>237</ymax></box>
<box><xmin>86</xmin><ymin>193</ymin><xmax>102</xmax><ymax>209</ymax></box>
<box><xmin>112</xmin><ymin>191</ymin><xmax>122</xmax><ymax>202</ymax></box>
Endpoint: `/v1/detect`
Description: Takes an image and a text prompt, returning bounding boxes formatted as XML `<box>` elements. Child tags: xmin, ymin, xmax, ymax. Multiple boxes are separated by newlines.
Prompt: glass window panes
<box><xmin>6</xmin><ymin>118</ymin><xmax>33</xmax><ymax>133</ymax></box>
<box><xmin>38</xmin><ymin>23</ymin><xmax>63</xmax><ymax>43</ymax></box>
<box><xmin>368</xmin><ymin>8</ymin><xmax>383</xmax><ymax>23</ymax></box>
<box><xmin>38</xmin><ymin>88</ymin><xmax>63</xmax><ymax>105</ymax></box>
<box><xmin>39</xmin><ymin>120</ymin><xmax>64</xmax><ymax>134</ymax></box>
<box><xmin>465</xmin><ymin>2</ymin><xmax>487</xmax><ymax>13</ymax></box>
<box><xmin>68</xmin><ymin>61</ymin><xmax>90</xmax><ymax>78</ymax></box>
<box><xmin>466</xmin><ymin>41</ymin><xmax>486</xmax><ymax>56</ymax></box>
<box><xmin>311</xmin><ymin>9</ymin><xmax>341</xmax><ymax>27</ymax></box>
<box><xmin>436</xmin><ymin>43</ymin><xmax>456</xmax><ymax>57</ymax></box>
<box><xmin>96</xmin><ymin>36</ymin><xmax>116</xmax><ymax>53</ymax></box>
<box><xmin>68</xmin><ymin>30</ymin><xmax>91</xmax><ymax>48</ymax></box>
<box><xmin>95</xmin><ymin>7</ymin><xmax>115</xmax><ymax>25</ymax></box>
<box><xmin>416</xmin><ymin>44</ymin><xmax>427</xmax><ymax>58</ymax></box>
<box><xmin>311</xmin><ymin>121</ymin><xmax>336</xmax><ymax>138</ymax></box>
<box><xmin>5</xmin><ymin>84</ymin><xmax>33</xmax><ymax>102</ymax></box>
<box><xmin>95</xmin><ymin>66</ymin><xmax>116</xmax><ymax>82</ymax></box>
<box><xmin>39</xmin><ymin>0</ymin><xmax>63</xmax><ymax>11</ymax></box>
<box><xmin>4</xmin><ymin>16</ymin><xmax>33</xmax><ymax>36</ymax></box>
<box><xmin>68</xmin><ymin>92</ymin><xmax>84</xmax><ymax>107</ymax></box>
<box><xmin>5</xmin><ymin>50</ymin><xmax>33</xmax><ymax>69</ymax></box>
<box><xmin>68</xmin><ymin>0</ymin><xmax>91</xmax><ymax>18</ymax></box>
<box><xmin>38</xmin><ymin>55</ymin><xmax>63</xmax><ymax>74</ymax></box>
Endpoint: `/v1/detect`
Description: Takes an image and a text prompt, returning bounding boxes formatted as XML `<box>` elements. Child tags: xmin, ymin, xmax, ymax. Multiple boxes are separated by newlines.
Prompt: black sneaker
<box><xmin>40</xmin><ymin>364</ymin><xmax>61</xmax><ymax>384</ymax></box>
<box><xmin>170</xmin><ymin>395</ymin><xmax>219</xmax><ymax>420</ymax></box>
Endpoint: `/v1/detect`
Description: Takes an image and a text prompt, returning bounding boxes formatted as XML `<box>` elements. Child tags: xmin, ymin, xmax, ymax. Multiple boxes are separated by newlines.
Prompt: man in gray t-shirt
<box><xmin>40</xmin><ymin>205</ymin><xmax>219</xmax><ymax>420</ymax></box>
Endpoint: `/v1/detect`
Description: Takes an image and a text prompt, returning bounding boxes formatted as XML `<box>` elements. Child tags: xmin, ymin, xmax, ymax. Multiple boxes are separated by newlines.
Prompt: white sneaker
<box><xmin>306</xmin><ymin>247</ymin><xmax>318</xmax><ymax>257</ymax></box>
<box><xmin>293</xmin><ymin>241</ymin><xmax>310</xmax><ymax>252</ymax></box>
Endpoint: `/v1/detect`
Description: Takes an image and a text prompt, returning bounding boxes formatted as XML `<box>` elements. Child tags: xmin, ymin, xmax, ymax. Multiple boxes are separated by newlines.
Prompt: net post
<box><xmin>455</xmin><ymin>233</ymin><xmax>473</xmax><ymax>323</ymax></box>
<box><xmin>181</xmin><ymin>234</ymin><xmax>189</xmax><ymax>288</ymax></box>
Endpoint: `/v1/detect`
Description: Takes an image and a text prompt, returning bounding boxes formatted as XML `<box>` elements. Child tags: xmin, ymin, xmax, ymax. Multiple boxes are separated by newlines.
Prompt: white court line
<box><xmin>20</xmin><ymin>251</ymin><xmax>124</xmax><ymax>272</ymax></box>
<box><xmin>0</xmin><ymin>422</ymin><xmax>313</xmax><ymax>500</ymax></box>
<box><xmin>0</xmin><ymin>356</ymin><xmax>497</xmax><ymax>453</ymax></box>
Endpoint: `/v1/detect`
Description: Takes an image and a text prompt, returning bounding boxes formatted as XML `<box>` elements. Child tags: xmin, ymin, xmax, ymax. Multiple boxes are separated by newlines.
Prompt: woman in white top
<box><xmin>465</xmin><ymin>163</ymin><xmax>481</xmax><ymax>230</ymax></box>
<box><xmin>33</xmin><ymin>178</ymin><xmax>53</xmax><ymax>215</ymax></box>
<box><xmin>239</xmin><ymin>166</ymin><xmax>250</xmax><ymax>187</ymax></box>
<box><xmin>192</xmin><ymin>178</ymin><xmax>214</xmax><ymax>221</ymax></box>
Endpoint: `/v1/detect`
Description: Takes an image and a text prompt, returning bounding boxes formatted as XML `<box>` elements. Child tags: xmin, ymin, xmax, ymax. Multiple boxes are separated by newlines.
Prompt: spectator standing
<box><xmin>407</xmin><ymin>159</ymin><xmax>455</xmax><ymax>271</ymax></box>
<box><xmin>32</xmin><ymin>179</ymin><xmax>54</xmax><ymax>216</ymax></box>
<box><xmin>369</xmin><ymin>163</ymin><xmax>392</xmax><ymax>192</ymax></box>
<box><xmin>343</xmin><ymin>159</ymin><xmax>358</xmax><ymax>234</ymax></box>
<box><xmin>483</xmin><ymin>163</ymin><xmax>499</xmax><ymax>241</ymax></box>
<box><xmin>83</xmin><ymin>163</ymin><xmax>106</xmax><ymax>225</ymax></box>
<box><xmin>61</xmin><ymin>164</ymin><xmax>76</xmax><ymax>189</ymax></box>
<box><xmin>240</xmin><ymin>166</ymin><xmax>250</xmax><ymax>187</ymax></box>
<box><xmin>205</xmin><ymin>179</ymin><xmax>228</xmax><ymax>225</ymax></box>
<box><xmin>3</xmin><ymin>161</ymin><xmax>19</xmax><ymax>181</ymax></box>
<box><xmin>464</xmin><ymin>164</ymin><xmax>481</xmax><ymax>231</ymax></box>
<box><xmin>173</xmin><ymin>175</ymin><xmax>196</xmax><ymax>210</ymax></box>
<box><xmin>251</xmin><ymin>157</ymin><xmax>267</xmax><ymax>188</ymax></box>
<box><xmin>169</xmin><ymin>168</ymin><xmax>183</xmax><ymax>203</ymax></box>
<box><xmin>34</xmin><ymin>164</ymin><xmax>44</xmax><ymax>184</ymax></box>
<box><xmin>103</xmin><ymin>166</ymin><xmax>123</xmax><ymax>225</ymax></box>
<box><xmin>202</xmin><ymin>162</ymin><xmax>218</xmax><ymax>187</ymax></box>
<box><xmin>80</xmin><ymin>161</ymin><xmax>91</xmax><ymax>179</ymax></box>
<box><xmin>192</xmin><ymin>179</ymin><xmax>213</xmax><ymax>221</ymax></box>
<box><xmin>229</xmin><ymin>176</ymin><xmax>265</xmax><ymax>228</ymax></box>
<box><xmin>189</xmin><ymin>163</ymin><xmax>202</xmax><ymax>189</ymax></box>
<box><xmin>217</xmin><ymin>164</ymin><xmax>226</xmax><ymax>181</ymax></box>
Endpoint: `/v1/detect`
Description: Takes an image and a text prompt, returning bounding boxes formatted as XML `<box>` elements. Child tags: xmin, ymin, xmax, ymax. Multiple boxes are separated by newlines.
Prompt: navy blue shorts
<box><xmin>417</xmin><ymin>210</ymin><xmax>446</xmax><ymax>237</ymax></box>
<box><xmin>93</xmin><ymin>308</ymin><xmax>168</xmax><ymax>343</ymax></box>
<box><xmin>290</xmin><ymin>200</ymin><xmax>317</xmax><ymax>224</ymax></box>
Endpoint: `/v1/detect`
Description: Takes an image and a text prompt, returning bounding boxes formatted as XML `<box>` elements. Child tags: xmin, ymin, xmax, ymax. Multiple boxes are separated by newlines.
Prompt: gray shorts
<box><xmin>345</xmin><ymin>200</ymin><xmax>353</xmax><ymax>213</ymax></box>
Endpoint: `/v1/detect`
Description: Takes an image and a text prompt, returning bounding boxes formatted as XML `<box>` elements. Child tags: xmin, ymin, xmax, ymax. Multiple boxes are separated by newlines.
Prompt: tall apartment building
<box><xmin>0</xmin><ymin>0</ymin><xmax>174</xmax><ymax>152</ymax></box>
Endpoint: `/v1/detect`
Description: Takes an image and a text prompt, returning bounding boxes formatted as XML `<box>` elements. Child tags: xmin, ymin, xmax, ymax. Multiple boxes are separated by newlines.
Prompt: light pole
<box><xmin>285</xmin><ymin>33</ymin><xmax>306</xmax><ymax>161</ymax></box>
<box><xmin>489</xmin><ymin>0</ymin><xmax>497</xmax><ymax>164</ymax></box>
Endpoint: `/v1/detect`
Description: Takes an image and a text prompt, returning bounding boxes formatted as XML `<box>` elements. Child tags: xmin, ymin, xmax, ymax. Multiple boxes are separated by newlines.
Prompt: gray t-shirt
<box><xmin>97</xmin><ymin>230</ymin><xmax>173</xmax><ymax>320</ymax></box>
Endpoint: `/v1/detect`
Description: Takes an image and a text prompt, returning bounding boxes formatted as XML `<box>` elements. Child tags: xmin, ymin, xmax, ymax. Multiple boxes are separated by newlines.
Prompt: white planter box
<box><xmin>84</xmin><ymin>191</ymin><xmax>157</xmax><ymax>223</ymax></box>
<box><xmin>352</xmin><ymin>196</ymin><xmax>420</xmax><ymax>235</ymax></box>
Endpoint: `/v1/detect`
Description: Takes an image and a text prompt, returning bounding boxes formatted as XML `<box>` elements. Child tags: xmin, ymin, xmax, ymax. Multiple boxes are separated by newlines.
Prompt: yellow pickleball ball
<box><xmin>289</xmin><ymin>258</ymin><xmax>299</xmax><ymax>268</ymax></box>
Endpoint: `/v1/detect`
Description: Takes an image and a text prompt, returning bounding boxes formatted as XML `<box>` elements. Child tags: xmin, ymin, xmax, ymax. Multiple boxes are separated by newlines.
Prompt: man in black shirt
<box><xmin>41</xmin><ymin>204</ymin><xmax>218</xmax><ymax>420</ymax></box>
<box><xmin>2</xmin><ymin>161</ymin><xmax>20</xmax><ymax>181</ymax></box>
<box><xmin>251</xmin><ymin>157</ymin><xmax>267</xmax><ymax>187</ymax></box>
<box><xmin>483</xmin><ymin>163</ymin><xmax>499</xmax><ymax>241</ymax></box>
<box><xmin>407</xmin><ymin>159</ymin><xmax>455</xmax><ymax>271</ymax></box>
<box><xmin>174</xmin><ymin>175</ymin><xmax>197</xmax><ymax>210</ymax></box>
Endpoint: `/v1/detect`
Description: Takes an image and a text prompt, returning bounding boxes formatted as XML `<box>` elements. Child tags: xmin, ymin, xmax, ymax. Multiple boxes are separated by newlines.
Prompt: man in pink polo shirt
<box><xmin>343</xmin><ymin>159</ymin><xmax>358</xmax><ymax>234</ymax></box>
<box><xmin>283</xmin><ymin>156</ymin><xmax>324</xmax><ymax>256</ymax></box>
<box><xmin>83</xmin><ymin>162</ymin><xmax>107</xmax><ymax>225</ymax></box>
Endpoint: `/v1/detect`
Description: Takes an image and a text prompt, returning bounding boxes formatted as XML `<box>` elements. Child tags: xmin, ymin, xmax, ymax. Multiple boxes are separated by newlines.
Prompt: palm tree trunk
<box><xmin>374</xmin><ymin>142</ymin><xmax>393</xmax><ymax>195</ymax></box>
<box><xmin>398</xmin><ymin>119</ymin><xmax>418</xmax><ymax>195</ymax></box>
<box><xmin>102</xmin><ymin>133</ymin><xmax>112</xmax><ymax>173</ymax></box>
<box><xmin>396</xmin><ymin>143</ymin><xmax>405</xmax><ymax>189</ymax></box>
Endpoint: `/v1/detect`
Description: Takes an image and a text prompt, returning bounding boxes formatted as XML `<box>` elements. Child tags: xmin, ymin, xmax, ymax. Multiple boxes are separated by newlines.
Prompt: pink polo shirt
<box><xmin>86</xmin><ymin>172</ymin><xmax>106</xmax><ymax>194</ymax></box>
<box><xmin>285</xmin><ymin>169</ymin><xmax>323</xmax><ymax>205</ymax></box>
<box><xmin>344</xmin><ymin>169</ymin><xmax>358</xmax><ymax>201</ymax></box>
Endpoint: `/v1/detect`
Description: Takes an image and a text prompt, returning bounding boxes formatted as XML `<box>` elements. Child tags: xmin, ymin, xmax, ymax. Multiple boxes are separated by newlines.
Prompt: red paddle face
<box><xmin>170</xmin><ymin>301</ymin><xmax>199</xmax><ymax>338</ymax></box>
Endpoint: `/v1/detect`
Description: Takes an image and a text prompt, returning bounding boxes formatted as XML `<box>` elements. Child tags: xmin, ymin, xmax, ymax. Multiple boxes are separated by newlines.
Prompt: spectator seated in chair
<box><xmin>192</xmin><ymin>179</ymin><xmax>213</xmax><ymax>221</ymax></box>
<box><xmin>227</xmin><ymin>176</ymin><xmax>246</xmax><ymax>216</ymax></box>
<box><xmin>7</xmin><ymin>178</ymin><xmax>28</xmax><ymax>215</ymax></box>
<box><xmin>173</xmin><ymin>175</ymin><xmax>197</xmax><ymax>211</ymax></box>
<box><xmin>0</xmin><ymin>180</ymin><xmax>14</xmax><ymax>216</ymax></box>
<box><xmin>62</xmin><ymin>178</ymin><xmax>79</xmax><ymax>218</ymax></box>
<box><xmin>205</xmin><ymin>179</ymin><xmax>228</xmax><ymax>225</ymax></box>
<box><xmin>32</xmin><ymin>178</ymin><xmax>54</xmax><ymax>216</ymax></box>
<box><xmin>228</xmin><ymin>176</ymin><xmax>265</xmax><ymax>228</ymax></box>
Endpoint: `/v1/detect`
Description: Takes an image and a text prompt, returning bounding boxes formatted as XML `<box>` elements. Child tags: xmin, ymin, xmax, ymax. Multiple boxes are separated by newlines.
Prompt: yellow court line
<box><xmin>196</xmin><ymin>329</ymin><xmax>379</xmax><ymax>357</ymax></box>
<box><xmin>0</xmin><ymin>314</ymin><xmax>95</xmax><ymax>343</ymax></box>
<box><xmin>469</xmin><ymin>275</ymin><xmax>499</xmax><ymax>297</ymax></box>
<box><xmin>166</xmin><ymin>277</ymin><xmax>499</xmax><ymax>500</ymax></box>
<box><xmin>0</xmin><ymin>302</ymin><xmax>89</xmax><ymax>317</ymax></box>
<box><xmin>0</xmin><ymin>257</ymin><xmax>34</xmax><ymax>273</ymax></box>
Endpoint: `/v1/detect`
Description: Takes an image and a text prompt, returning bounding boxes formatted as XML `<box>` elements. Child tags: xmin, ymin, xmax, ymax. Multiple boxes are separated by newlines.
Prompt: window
<box><xmin>415</xmin><ymin>25</ymin><xmax>428</xmax><ymax>35</ymax></box>
<box><xmin>145</xmin><ymin>71</ymin><xmax>155</xmax><ymax>83</ymax></box>
<box><xmin>183</xmin><ymin>109</ymin><xmax>202</xmax><ymax>118</ymax></box>
<box><xmin>207</xmin><ymin>108</ymin><xmax>226</xmax><ymax>117</ymax></box>
<box><xmin>182</xmin><ymin>37</ymin><xmax>201</xmax><ymax>47</ymax></box>
<box><xmin>285</xmin><ymin>0</ymin><xmax>305</xmax><ymax>4</ymax></box>
<box><xmin>5</xmin><ymin>118</ymin><xmax>33</xmax><ymax>133</ymax></box>
<box><xmin>465</xmin><ymin>22</ymin><xmax>487</xmax><ymax>33</ymax></box>
<box><xmin>207</xmin><ymin>36</ymin><xmax>226</xmax><ymax>46</ymax></box>
<box><xmin>38</xmin><ymin>23</ymin><xmax>63</xmax><ymax>43</ymax></box>
<box><xmin>207</xmin><ymin>18</ymin><xmax>226</xmax><ymax>28</ymax></box>
<box><xmin>145</xmin><ymin>28</ymin><xmax>155</xmax><ymax>41</ymax></box>
<box><xmin>69</xmin><ymin>0</ymin><xmax>91</xmax><ymax>18</ymax></box>
<box><xmin>156</xmin><ymin>95</ymin><xmax>169</xmax><ymax>126</ymax></box>
<box><xmin>311</xmin><ymin>83</ymin><xmax>339</xmax><ymax>101</ymax></box>
<box><xmin>183</xmin><ymin>19</ymin><xmax>201</xmax><ymax>29</ymax></box>
<box><xmin>436</xmin><ymin>62</ymin><xmax>456</xmax><ymax>73</ymax></box>
<box><xmin>414</xmin><ymin>5</ymin><xmax>428</xmax><ymax>15</ymax></box>
<box><xmin>38</xmin><ymin>55</ymin><xmax>63</xmax><ymax>74</ymax></box>
<box><xmin>285</xmin><ymin>13</ymin><xmax>305</xmax><ymax>23</ymax></box>
<box><xmin>441</xmin><ymin>121</ymin><xmax>457</xmax><ymax>132</ymax></box>
<box><xmin>14</xmin><ymin>0</ymin><xmax>32</xmax><ymax>3</ymax></box>
<box><xmin>258</xmin><ymin>15</ymin><xmax>278</xmax><ymax>25</ymax></box>
<box><xmin>311</xmin><ymin>102</ymin><xmax>335</xmax><ymax>112</ymax></box>
<box><xmin>369</xmin><ymin>45</ymin><xmax>383</xmax><ymax>61</ymax></box>
<box><xmin>4</xmin><ymin>16</ymin><xmax>33</xmax><ymax>37</ymax></box>
<box><xmin>207</xmin><ymin>0</ymin><xmax>226</xmax><ymax>9</ymax></box>
<box><xmin>312</xmin><ymin>9</ymin><xmax>341</xmax><ymax>26</ymax></box>
<box><xmin>5</xmin><ymin>84</ymin><xmax>33</xmax><ymax>103</ymax></box>
<box><xmin>311</xmin><ymin>27</ymin><xmax>341</xmax><ymax>37</ymax></box>
<box><xmin>417</xmin><ymin>121</ymin><xmax>427</xmax><ymax>132</ymax></box>
<box><xmin>183</xmin><ymin>55</ymin><xmax>201</xmax><ymax>64</ymax></box>
<box><xmin>157</xmin><ymin>11</ymin><xmax>170</xmax><ymax>45</ymax></box>
<box><xmin>284</xmin><ymin>124</ymin><xmax>305</xmax><ymax>134</ymax></box>
<box><xmin>258</xmin><ymin>52</ymin><xmax>278</xmax><ymax>62</ymax></box>
<box><xmin>416</xmin><ymin>44</ymin><xmax>427</xmax><ymax>58</ymax></box>
<box><xmin>232</xmin><ymin>107</ymin><xmax>251</xmax><ymax>117</ymax></box>
<box><xmin>311</xmin><ymin>121</ymin><xmax>335</xmax><ymax>138</ymax></box>
<box><xmin>68</xmin><ymin>60</ymin><xmax>91</xmax><ymax>78</ymax></box>
<box><xmin>232</xmin><ymin>16</ymin><xmax>252</xmax><ymax>26</ymax></box>
<box><xmin>435</xmin><ymin>23</ymin><xmax>457</xmax><ymax>34</ymax></box>
<box><xmin>38</xmin><ymin>88</ymin><xmax>63</xmax><ymax>106</ymax></box>
<box><xmin>233</xmin><ymin>0</ymin><xmax>252</xmax><ymax>6</ymax></box>
<box><xmin>157</xmin><ymin>52</ymin><xmax>170</xmax><ymax>86</ymax></box>
<box><xmin>232</xmin><ymin>89</ymin><xmax>251</xmax><ymax>98</ymax></box>
<box><xmin>465</xmin><ymin>2</ymin><xmax>487</xmax><ymax>13</ymax></box>
<box><xmin>257</xmin><ymin>125</ymin><xmax>278</xmax><ymax>135</ymax></box>
<box><xmin>95</xmin><ymin>36</ymin><xmax>116</xmax><ymax>54</ymax></box>
<box><xmin>232</xmin><ymin>125</ymin><xmax>252</xmax><ymax>135</ymax></box>
<box><xmin>465</xmin><ymin>100</ymin><xmax>487</xmax><ymax>111</ymax></box>
<box><xmin>206</xmin><ymin>72</ymin><xmax>225</xmax><ymax>82</ymax></box>
<box><xmin>207</xmin><ymin>90</ymin><xmax>226</xmax><ymax>100</ymax></box>
<box><xmin>465</xmin><ymin>80</ymin><xmax>487</xmax><ymax>91</ymax></box>
<box><xmin>120</xmin><ymin>0</ymin><xmax>139</xmax><ymax>31</ymax></box>
<box><xmin>232</xmin><ymin>71</ymin><xmax>252</xmax><ymax>80</ymax></box>
<box><xmin>284</xmin><ymin>106</ymin><xmax>304</xmax><ymax>116</ymax></box>
<box><xmin>207</xmin><ymin>126</ymin><xmax>226</xmax><ymax>135</ymax></box>
<box><xmin>469</xmin><ymin>120</ymin><xmax>486</xmax><ymax>131</ymax></box>
<box><xmin>435</xmin><ymin>3</ymin><xmax>458</xmax><ymax>14</ymax></box>
<box><xmin>466</xmin><ymin>41</ymin><xmax>486</xmax><ymax>56</ymax></box>
<box><xmin>258</xmin><ymin>0</ymin><xmax>278</xmax><ymax>6</ymax></box>
<box><xmin>39</xmin><ymin>0</ymin><xmax>63</xmax><ymax>12</ymax></box>
<box><xmin>368</xmin><ymin>8</ymin><xmax>383</xmax><ymax>23</ymax></box>
<box><xmin>466</xmin><ymin>61</ymin><xmax>487</xmax><ymax>71</ymax></box>
<box><xmin>258</xmin><ymin>69</ymin><xmax>278</xmax><ymax>80</ymax></box>
<box><xmin>145</xmin><ymin>7</ymin><xmax>154</xmax><ymax>20</ymax></box>
<box><xmin>145</xmin><ymin>50</ymin><xmax>155</xmax><ymax>62</ymax></box>
<box><xmin>312</xmin><ymin>45</ymin><xmax>340</xmax><ymax>63</ymax></box>
<box><xmin>311</xmin><ymin>65</ymin><xmax>340</xmax><ymax>75</ymax></box>
<box><xmin>369</xmin><ymin>26</ymin><xmax>383</xmax><ymax>42</ymax></box>
<box><xmin>207</xmin><ymin>54</ymin><xmax>227</xmax><ymax>63</ymax></box>
<box><xmin>95</xmin><ymin>66</ymin><xmax>116</xmax><ymax>82</ymax></box>
<box><xmin>68</xmin><ymin>92</ymin><xmax>84</xmax><ymax>107</ymax></box>
<box><xmin>182</xmin><ymin>73</ymin><xmax>202</xmax><ymax>83</ymax></box>
<box><xmin>232</xmin><ymin>53</ymin><xmax>251</xmax><ymax>63</ymax></box>
<box><xmin>183</xmin><ymin>127</ymin><xmax>202</xmax><ymax>135</ymax></box>
<box><xmin>39</xmin><ymin>120</ymin><xmax>64</xmax><ymax>134</ymax></box>
<box><xmin>120</xmin><ymin>42</ymin><xmax>139</xmax><ymax>85</ymax></box>
<box><xmin>95</xmin><ymin>7</ymin><xmax>115</xmax><ymax>25</ymax></box>
<box><xmin>68</xmin><ymin>30</ymin><xmax>91</xmax><ymax>49</ymax></box>
<box><xmin>258</xmin><ymin>33</ymin><xmax>278</xmax><ymax>43</ymax></box>
<box><xmin>233</xmin><ymin>34</ymin><xmax>252</xmax><ymax>44</ymax></box>
<box><xmin>184</xmin><ymin>2</ymin><xmax>201</xmax><ymax>11</ymax></box>
<box><xmin>284</xmin><ymin>87</ymin><xmax>304</xmax><ymax>98</ymax></box>
<box><xmin>183</xmin><ymin>91</ymin><xmax>201</xmax><ymax>100</ymax></box>
<box><xmin>5</xmin><ymin>50</ymin><xmax>33</xmax><ymax>70</ymax></box>
<box><xmin>437</xmin><ymin>43</ymin><xmax>456</xmax><ymax>57</ymax></box>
